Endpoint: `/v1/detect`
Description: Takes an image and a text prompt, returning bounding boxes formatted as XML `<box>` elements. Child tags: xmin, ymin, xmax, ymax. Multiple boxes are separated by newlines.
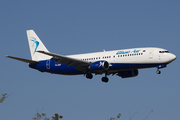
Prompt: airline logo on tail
<box><xmin>31</xmin><ymin>37</ymin><xmax>39</xmax><ymax>53</ymax></box>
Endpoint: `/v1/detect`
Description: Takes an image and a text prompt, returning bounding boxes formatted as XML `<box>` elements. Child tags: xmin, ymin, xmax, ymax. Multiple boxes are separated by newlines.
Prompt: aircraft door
<box><xmin>159</xmin><ymin>53</ymin><xmax>161</xmax><ymax>60</ymax></box>
<box><xmin>149</xmin><ymin>49</ymin><xmax>154</xmax><ymax>59</ymax></box>
<box><xmin>46</xmin><ymin>60</ymin><xmax>50</xmax><ymax>69</ymax></box>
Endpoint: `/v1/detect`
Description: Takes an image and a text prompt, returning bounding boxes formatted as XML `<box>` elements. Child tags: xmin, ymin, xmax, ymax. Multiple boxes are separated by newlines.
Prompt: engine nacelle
<box><xmin>89</xmin><ymin>60</ymin><xmax>109</xmax><ymax>71</ymax></box>
<box><xmin>118</xmin><ymin>69</ymin><xmax>138</xmax><ymax>78</ymax></box>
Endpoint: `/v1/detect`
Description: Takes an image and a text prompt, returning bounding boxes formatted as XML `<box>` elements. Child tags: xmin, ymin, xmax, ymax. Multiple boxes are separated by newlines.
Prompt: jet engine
<box><xmin>89</xmin><ymin>60</ymin><xmax>109</xmax><ymax>71</ymax></box>
<box><xmin>117</xmin><ymin>69</ymin><xmax>138</xmax><ymax>78</ymax></box>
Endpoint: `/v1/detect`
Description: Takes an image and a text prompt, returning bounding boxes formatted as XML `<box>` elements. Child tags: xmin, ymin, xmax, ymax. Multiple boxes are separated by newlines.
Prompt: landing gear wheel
<box><xmin>86</xmin><ymin>73</ymin><xmax>93</xmax><ymax>79</ymax></box>
<box><xmin>156</xmin><ymin>70</ymin><xmax>161</xmax><ymax>74</ymax></box>
<box><xmin>101</xmin><ymin>77</ymin><xmax>109</xmax><ymax>83</ymax></box>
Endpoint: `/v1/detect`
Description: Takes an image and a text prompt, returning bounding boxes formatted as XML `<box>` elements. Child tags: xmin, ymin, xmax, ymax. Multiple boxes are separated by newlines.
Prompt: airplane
<box><xmin>6</xmin><ymin>30</ymin><xmax>176</xmax><ymax>83</ymax></box>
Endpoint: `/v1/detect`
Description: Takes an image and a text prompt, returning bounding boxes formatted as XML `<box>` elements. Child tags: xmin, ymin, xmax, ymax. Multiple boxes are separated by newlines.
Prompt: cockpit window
<box><xmin>159</xmin><ymin>51</ymin><xmax>169</xmax><ymax>53</ymax></box>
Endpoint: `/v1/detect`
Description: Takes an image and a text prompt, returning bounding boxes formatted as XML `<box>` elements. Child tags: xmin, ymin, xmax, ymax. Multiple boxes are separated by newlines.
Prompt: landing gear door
<box><xmin>149</xmin><ymin>49</ymin><xmax>154</xmax><ymax>59</ymax></box>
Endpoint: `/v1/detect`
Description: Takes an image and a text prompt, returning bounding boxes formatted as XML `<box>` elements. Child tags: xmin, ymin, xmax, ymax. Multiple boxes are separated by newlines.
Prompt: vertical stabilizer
<box><xmin>27</xmin><ymin>30</ymin><xmax>51</xmax><ymax>61</ymax></box>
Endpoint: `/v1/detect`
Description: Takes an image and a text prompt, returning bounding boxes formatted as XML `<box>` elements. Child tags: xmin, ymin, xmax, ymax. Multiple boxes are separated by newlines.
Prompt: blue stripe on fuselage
<box><xmin>29</xmin><ymin>60</ymin><xmax>83</xmax><ymax>75</ymax></box>
<box><xmin>29</xmin><ymin>60</ymin><xmax>166</xmax><ymax>75</ymax></box>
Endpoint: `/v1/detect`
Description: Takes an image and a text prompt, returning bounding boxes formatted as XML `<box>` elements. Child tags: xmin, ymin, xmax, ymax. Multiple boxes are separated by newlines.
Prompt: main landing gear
<box><xmin>101</xmin><ymin>77</ymin><xmax>109</xmax><ymax>83</ymax></box>
<box><xmin>86</xmin><ymin>73</ymin><xmax>93</xmax><ymax>79</ymax></box>
<box><xmin>101</xmin><ymin>73</ymin><xmax>109</xmax><ymax>83</ymax></box>
<box><xmin>85</xmin><ymin>73</ymin><xmax>109</xmax><ymax>83</ymax></box>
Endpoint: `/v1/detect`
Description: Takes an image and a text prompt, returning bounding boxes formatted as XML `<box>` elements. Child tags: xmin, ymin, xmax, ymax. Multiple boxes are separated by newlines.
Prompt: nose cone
<box><xmin>169</xmin><ymin>53</ymin><xmax>176</xmax><ymax>62</ymax></box>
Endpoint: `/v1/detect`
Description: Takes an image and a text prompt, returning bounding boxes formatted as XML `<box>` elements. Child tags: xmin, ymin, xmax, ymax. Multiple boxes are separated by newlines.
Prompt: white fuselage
<box><xmin>7</xmin><ymin>30</ymin><xmax>177</xmax><ymax>82</ymax></box>
<box><xmin>67</xmin><ymin>47</ymin><xmax>176</xmax><ymax>65</ymax></box>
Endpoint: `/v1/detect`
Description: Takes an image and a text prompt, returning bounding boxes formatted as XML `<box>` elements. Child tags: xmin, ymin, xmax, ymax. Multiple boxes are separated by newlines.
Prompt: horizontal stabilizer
<box><xmin>5</xmin><ymin>56</ymin><xmax>38</xmax><ymax>64</ymax></box>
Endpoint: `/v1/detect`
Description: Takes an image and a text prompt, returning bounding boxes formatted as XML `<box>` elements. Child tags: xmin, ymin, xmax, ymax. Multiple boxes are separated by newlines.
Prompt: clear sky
<box><xmin>0</xmin><ymin>0</ymin><xmax>179</xmax><ymax>120</ymax></box>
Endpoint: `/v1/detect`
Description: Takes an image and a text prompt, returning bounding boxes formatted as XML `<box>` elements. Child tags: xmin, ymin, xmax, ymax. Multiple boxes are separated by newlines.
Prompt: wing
<box><xmin>37</xmin><ymin>51</ymin><xmax>90</xmax><ymax>71</ymax></box>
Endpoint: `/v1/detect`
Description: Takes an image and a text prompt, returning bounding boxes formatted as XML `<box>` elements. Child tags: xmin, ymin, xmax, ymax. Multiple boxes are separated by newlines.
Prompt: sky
<box><xmin>0</xmin><ymin>0</ymin><xmax>180</xmax><ymax>120</ymax></box>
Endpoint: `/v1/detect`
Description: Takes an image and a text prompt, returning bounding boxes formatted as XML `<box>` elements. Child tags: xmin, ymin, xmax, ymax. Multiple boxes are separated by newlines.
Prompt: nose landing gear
<box><xmin>156</xmin><ymin>69</ymin><xmax>161</xmax><ymax>74</ymax></box>
<box><xmin>156</xmin><ymin>64</ymin><xmax>166</xmax><ymax>74</ymax></box>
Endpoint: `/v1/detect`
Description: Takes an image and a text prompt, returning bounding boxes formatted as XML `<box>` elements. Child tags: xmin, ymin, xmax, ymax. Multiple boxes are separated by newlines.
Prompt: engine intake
<box><xmin>89</xmin><ymin>60</ymin><xmax>109</xmax><ymax>71</ymax></box>
<box><xmin>118</xmin><ymin>69</ymin><xmax>138</xmax><ymax>78</ymax></box>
